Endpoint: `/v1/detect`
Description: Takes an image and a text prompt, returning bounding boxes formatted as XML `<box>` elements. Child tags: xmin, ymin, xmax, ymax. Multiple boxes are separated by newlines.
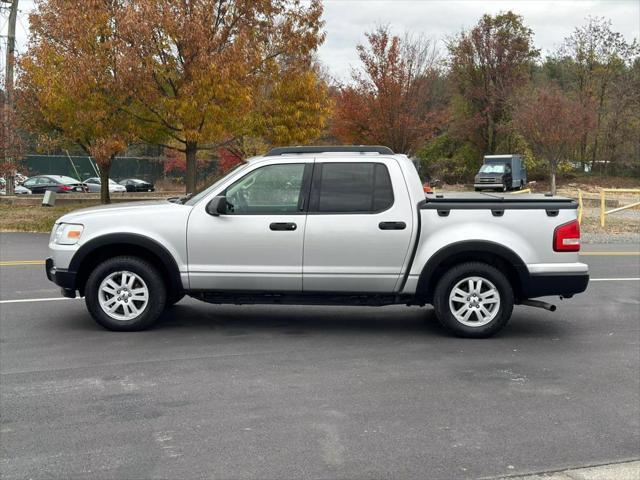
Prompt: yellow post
<box><xmin>600</xmin><ymin>189</ymin><xmax>605</xmax><ymax>227</ymax></box>
<box><xmin>578</xmin><ymin>189</ymin><xmax>583</xmax><ymax>225</ymax></box>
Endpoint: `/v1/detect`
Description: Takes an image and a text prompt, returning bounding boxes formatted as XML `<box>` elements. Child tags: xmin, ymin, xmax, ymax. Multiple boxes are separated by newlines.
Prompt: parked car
<box><xmin>22</xmin><ymin>175</ymin><xmax>87</xmax><ymax>194</ymax></box>
<box><xmin>0</xmin><ymin>177</ymin><xmax>32</xmax><ymax>195</ymax></box>
<box><xmin>14</xmin><ymin>172</ymin><xmax>29</xmax><ymax>185</ymax></box>
<box><xmin>83</xmin><ymin>177</ymin><xmax>127</xmax><ymax>193</ymax></box>
<box><xmin>118</xmin><ymin>178</ymin><xmax>155</xmax><ymax>192</ymax></box>
<box><xmin>474</xmin><ymin>154</ymin><xmax>527</xmax><ymax>192</ymax></box>
<box><xmin>46</xmin><ymin>145</ymin><xmax>588</xmax><ymax>337</ymax></box>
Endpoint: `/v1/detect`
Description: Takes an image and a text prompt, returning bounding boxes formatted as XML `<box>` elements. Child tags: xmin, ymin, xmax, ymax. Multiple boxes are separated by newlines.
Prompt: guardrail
<box><xmin>599</xmin><ymin>188</ymin><xmax>640</xmax><ymax>227</ymax></box>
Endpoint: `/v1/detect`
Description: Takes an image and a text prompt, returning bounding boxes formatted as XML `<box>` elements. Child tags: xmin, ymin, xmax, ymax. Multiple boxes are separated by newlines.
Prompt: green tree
<box><xmin>447</xmin><ymin>11</ymin><xmax>539</xmax><ymax>155</ymax></box>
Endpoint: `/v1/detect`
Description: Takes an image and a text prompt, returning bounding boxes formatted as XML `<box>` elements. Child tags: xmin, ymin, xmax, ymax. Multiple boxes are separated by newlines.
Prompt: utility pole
<box><xmin>2</xmin><ymin>0</ymin><xmax>19</xmax><ymax>195</ymax></box>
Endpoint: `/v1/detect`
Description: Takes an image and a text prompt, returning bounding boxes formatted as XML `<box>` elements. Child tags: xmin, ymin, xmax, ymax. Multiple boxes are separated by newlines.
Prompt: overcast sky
<box><xmin>3</xmin><ymin>0</ymin><xmax>639</xmax><ymax>81</ymax></box>
<box><xmin>319</xmin><ymin>0</ymin><xmax>640</xmax><ymax>80</ymax></box>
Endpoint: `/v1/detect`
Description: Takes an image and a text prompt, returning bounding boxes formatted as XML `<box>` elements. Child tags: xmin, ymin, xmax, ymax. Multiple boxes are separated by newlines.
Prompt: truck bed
<box><xmin>421</xmin><ymin>192</ymin><xmax>577</xmax><ymax>210</ymax></box>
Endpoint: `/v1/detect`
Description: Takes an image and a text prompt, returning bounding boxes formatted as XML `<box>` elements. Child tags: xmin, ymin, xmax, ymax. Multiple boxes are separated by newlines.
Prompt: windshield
<box><xmin>480</xmin><ymin>164</ymin><xmax>505</xmax><ymax>174</ymax></box>
<box><xmin>183</xmin><ymin>162</ymin><xmax>251</xmax><ymax>206</ymax></box>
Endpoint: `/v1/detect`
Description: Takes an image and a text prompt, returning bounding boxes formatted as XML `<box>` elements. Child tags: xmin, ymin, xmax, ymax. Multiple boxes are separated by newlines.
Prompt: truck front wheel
<box><xmin>84</xmin><ymin>256</ymin><xmax>167</xmax><ymax>331</ymax></box>
<box><xmin>433</xmin><ymin>262</ymin><xmax>514</xmax><ymax>338</ymax></box>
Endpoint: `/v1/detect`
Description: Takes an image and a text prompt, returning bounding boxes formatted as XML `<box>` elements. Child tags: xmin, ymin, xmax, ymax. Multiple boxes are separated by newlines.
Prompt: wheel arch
<box><xmin>70</xmin><ymin>233</ymin><xmax>183</xmax><ymax>297</ymax></box>
<box><xmin>416</xmin><ymin>240</ymin><xmax>528</xmax><ymax>302</ymax></box>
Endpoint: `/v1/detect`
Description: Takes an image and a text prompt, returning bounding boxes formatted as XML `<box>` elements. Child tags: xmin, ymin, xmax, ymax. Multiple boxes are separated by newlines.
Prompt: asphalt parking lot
<box><xmin>1</xmin><ymin>233</ymin><xmax>638</xmax><ymax>479</ymax></box>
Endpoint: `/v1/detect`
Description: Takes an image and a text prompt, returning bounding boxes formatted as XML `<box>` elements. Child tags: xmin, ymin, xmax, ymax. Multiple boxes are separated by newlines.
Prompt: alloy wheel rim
<box><xmin>98</xmin><ymin>271</ymin><xmax>149</xmax><ymax>321</ymax></box>
<box><xmin>448</xmin><ymin>276</ymin><xmax>500</xmax><ymax>327</ymax></box>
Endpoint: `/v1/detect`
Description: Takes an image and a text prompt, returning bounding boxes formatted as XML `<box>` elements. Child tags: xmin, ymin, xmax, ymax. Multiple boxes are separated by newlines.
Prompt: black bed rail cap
<box><xmin>265</xmin><ymin>145</ymin><xmax>394</xmax><ymax>156</ymax></box>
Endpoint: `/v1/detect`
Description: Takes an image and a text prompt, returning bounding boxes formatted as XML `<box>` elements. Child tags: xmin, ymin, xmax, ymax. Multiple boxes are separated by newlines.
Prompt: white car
<box><xmin>82</xmin><ymin>177</ymin><xmax>127</xmax><ymax>193</ymax></box>
<box><xmin>47</xmin><ymin>146</ymin><xmax>588</xmax><ymax>337</ymax></box>
<box><xmin>0</xmin><ymin>177</ymin><xmax>32</xmax><ymax>195</ymax></box>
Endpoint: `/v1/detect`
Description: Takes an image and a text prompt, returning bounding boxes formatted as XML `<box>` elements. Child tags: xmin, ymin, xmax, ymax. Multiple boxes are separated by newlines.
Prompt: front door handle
<box><xmin>270</xmin><ymin>222</ymin><xmax>297</xmax><ymax>231</ymax></box>
<box><xmin>379</xmin><ymin>221</ymin><xmax>406</xmax><ymax>230</ymax></box>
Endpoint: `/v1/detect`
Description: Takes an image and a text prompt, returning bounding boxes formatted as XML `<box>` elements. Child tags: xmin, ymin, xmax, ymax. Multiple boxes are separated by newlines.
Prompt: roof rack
<box><xmin>264</xmin><ymin>145</ymin><xmax>394</xmax><ymax>156</ymax></box>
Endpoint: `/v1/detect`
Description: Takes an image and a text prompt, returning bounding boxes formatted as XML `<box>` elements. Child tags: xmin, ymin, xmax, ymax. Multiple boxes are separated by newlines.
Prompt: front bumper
<box><xmin>45</xmin><ymin>257</ymin><xmax>77</xmax><ymax>298</ymax></box>
<box><xmin>474</xmin><ymin>183</ymin><xmax>504</xmax><ymax>189</ymax></box>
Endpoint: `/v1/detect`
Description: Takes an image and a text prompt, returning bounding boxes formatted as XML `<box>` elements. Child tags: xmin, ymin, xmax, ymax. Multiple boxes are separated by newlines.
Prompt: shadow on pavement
<box><xmin>57</xmin><ymin>299</ymin><xmax>567</xmax><ymax>340</ymax></box>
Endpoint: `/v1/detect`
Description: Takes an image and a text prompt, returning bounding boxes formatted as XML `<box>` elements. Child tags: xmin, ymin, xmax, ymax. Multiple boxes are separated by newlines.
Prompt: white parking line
<box><xmin>590</xmin><ymin>278</ymin><xmax>640</xmax><ymax>282</ymax></box>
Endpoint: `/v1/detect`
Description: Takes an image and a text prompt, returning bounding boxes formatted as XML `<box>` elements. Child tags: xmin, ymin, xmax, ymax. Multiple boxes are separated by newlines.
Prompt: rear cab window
<box><xmin>309</xmin><ymin>162</ymin><xmax>394</xmax><ymax>213</ymax></box>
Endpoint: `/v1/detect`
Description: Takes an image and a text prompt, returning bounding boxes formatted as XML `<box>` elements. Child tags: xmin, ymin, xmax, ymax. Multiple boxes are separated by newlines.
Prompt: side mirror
<box><xmin>206</xmin><ymin>196</ymin><xmax>227</xmax><ymax>216</ymax></box>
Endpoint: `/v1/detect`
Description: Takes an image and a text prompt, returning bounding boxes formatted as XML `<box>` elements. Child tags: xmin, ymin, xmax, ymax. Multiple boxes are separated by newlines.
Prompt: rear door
<box><xmin>302</xmin><ymin>158</ymin><xmax>414</xmax><ymax>293</ymax></box>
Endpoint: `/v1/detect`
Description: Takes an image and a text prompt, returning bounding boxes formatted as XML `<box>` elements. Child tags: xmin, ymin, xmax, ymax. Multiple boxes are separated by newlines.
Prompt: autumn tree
<box><xmin>448</xmin><ymin>11</ymin><xmax>539</xmax><ymax>155</ymax></box>
<box><xmin>118</xmin><ymin>0</ymin><xmax>329</xmax><ymax>194</ymax></box>
<box><xmin>18</xmin><ymin>0</ymin><xmax>141</xmax><ymax>204</ymax></box>
<box><xmin>548</xmin><ymin>17</ymin><xmax>639</xmax><ymax>172</ymax></box>
<box><xmin>0</xmin><ymin>99</ymin><xmax>24</xmax><ymax>188</ymax></box>
<box><xmin>225</xmin><ymin>65</ymin><xmax>331</xmax><ymax>159</ymax></box>
<box><xmin>513</xmin><ymin>85</ymin><xmax>595</xmax><ymax>194</ymax></box>
<box><xmin>332</xmin><ymin>26</ymin><xmax>442</xmax><ymax>154</ymax></box>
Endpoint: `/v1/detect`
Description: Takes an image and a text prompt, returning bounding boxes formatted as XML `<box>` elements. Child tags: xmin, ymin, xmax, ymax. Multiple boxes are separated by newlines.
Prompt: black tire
<box><xmin>167</xmin><ymin>292</ymin><xmax>185</xmax><ymax>306</ymax></box>
<box><xmin>84</xmin><ymin>256</ymin><xmax>167</xmax><ymax>331</ymax></box>
<box><xmin>433</xmin><ymin>261</ymin><xmax>514</xmax><ymax>338</ymax></box>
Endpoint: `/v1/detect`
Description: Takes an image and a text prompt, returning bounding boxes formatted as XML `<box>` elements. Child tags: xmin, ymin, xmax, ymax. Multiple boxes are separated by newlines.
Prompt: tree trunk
<box><xmin>98</xmin><ymin>155</ymin><xmax>113</xmax><ymax>204</ymax></box>
<box><xmin>185</xmin><ymin>141</ymin><xmax>198</xmax><ymax>194</ymax></box>
<box><xmin>5</xmin><ymin>172</ymin><xmax>16</xmax><ymax>196</ymax></box>
<box><xmin>549</xmin><ymin>160</ymin><xmax>557</xmax><ymax>196</ymax></box>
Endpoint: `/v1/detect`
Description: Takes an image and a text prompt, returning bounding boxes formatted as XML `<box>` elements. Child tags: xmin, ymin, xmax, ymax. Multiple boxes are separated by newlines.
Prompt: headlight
<box><xmin>53</xmin><ymin>223</ymin><xmax>84</xmax><ymax>245</ymax></box>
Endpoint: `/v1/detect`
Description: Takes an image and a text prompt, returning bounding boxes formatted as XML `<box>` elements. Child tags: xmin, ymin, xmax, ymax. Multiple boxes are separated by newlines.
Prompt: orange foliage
<box><xmin>513</xmin><ymin>85</ymin><xmax>596</xmax><ymax>193</ymax></box>
<box><xmin>332</xmin><ymin>26</ymin><xmax>444</xmax><ymax>154</ymax></box>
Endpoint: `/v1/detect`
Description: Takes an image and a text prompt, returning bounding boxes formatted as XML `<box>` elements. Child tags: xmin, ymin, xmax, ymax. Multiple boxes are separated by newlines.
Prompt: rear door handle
<box><xmin>270</xmin><ymin>222</ymin><xmax>297</xmax><ymax>231</ymax></box>
<box><xmin>378</xmin><ymin>221</ymin><xmax>406</xmax><ymax>230</ymax></box>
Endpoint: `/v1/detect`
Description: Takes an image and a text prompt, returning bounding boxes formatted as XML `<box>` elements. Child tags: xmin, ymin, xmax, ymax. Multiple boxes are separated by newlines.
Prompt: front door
<box><xmin>303</xmin><ymin>159</ymin><xmax>414</xmax><ymax>293</ymax></box>
<box><xmin>187</xmin><ymin>161</ymin><xmax>312</xmax><ymax>291</ymax></box>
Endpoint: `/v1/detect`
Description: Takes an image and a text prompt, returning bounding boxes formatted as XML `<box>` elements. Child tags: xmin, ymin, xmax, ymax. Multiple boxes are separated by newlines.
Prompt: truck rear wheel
<box><xmin>433</xmin><ymin>262</ymin><xmax>514</xmax><ymax>338</ymax></box>
<box><xmin>84</xmin><ymin>256</ymin><xmax>167</xmax><ymax>331</ymax></box>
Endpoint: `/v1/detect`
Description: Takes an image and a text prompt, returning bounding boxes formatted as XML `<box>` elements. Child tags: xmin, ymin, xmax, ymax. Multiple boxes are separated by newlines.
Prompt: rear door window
<box><xmin>310</xmin><ymin>162</ymin><xmax>394</xmax><ymax>213</ymax></box>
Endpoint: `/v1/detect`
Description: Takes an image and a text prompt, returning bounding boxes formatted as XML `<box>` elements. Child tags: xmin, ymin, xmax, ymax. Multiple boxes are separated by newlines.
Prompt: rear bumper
<box><xmin>521</xmin><ymin>272</ymin><xmax>589</xmax><ymax>299</ymax></box>
<box><xmin>45</xmin><ymin>257</ymin><xmax>77</xmax><ymax>297</ymax></box>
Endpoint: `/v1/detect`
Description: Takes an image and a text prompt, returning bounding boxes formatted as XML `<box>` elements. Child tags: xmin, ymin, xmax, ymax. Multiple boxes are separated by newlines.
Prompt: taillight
<box><xmin>553</xmin><ymin>220</ymin><xmax>580</xmax><ymax>252</ymax></box>
<box><xmin>60</xmin><ymin>185</ymin><xmax>73</xmax><ymax>191</ymax></box>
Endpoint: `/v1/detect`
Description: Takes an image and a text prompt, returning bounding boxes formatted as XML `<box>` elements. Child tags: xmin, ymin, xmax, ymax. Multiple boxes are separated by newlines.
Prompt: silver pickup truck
<box><xmin>46</xmin><ymin>146</ymin><xmax>589</xmax><ymax>337</ymax></box>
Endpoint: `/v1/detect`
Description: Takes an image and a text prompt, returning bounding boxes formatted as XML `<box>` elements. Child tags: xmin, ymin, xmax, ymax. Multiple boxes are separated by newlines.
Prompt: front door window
<box><xmin>225</xmin><ymin>164</ymin><xmax>306</xmax><ymax>214</ymax></box>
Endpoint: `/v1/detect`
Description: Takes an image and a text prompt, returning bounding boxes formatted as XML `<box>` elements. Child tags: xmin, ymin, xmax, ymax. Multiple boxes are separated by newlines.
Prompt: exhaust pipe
<box><xmin>521</xmin><ymin>299</ymin><xmax>557</xmax><ymax>312</ymax></box>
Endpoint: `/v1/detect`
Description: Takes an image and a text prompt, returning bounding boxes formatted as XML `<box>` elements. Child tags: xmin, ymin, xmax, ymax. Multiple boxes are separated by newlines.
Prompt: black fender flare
<box><xmin>416</xmin><ymin>240</ymin><xmax>528</xmax><ymax>300</ymax></box>
<box><xmin>69</xmin><ymin>233</ymin><xmax>183</xmax><ymax>294</ymax></box>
